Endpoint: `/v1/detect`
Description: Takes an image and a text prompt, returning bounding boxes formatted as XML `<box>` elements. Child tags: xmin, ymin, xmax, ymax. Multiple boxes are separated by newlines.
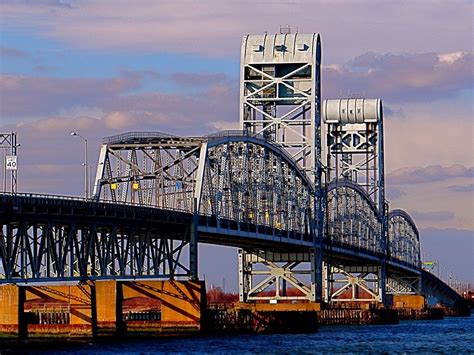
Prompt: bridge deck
<box><xmin>1</xmin><ymin>193</ymin><xmax>421</xmax><ymax>280</ymax></box>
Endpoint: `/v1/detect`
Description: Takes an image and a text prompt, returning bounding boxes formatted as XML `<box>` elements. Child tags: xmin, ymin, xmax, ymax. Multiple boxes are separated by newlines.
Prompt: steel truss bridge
<box><xmin>0</xmin><ymin>33</ymin><xmax>466</xmax><ymax>308</ymax></box>
<box><xmin>0</xmin><ymin>131</ymin><xmax>463</xmax><ymax>307</ymax></box>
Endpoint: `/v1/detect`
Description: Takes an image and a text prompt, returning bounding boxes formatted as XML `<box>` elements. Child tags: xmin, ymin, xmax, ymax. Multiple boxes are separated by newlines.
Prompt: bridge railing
<box><xmin>0</xmin><ymin>192</ymin><xmax>187</xmax><ymax>212</ymax></box>
<box><xmin>102</xmin><ymin>131</ymin><xmax>178</xmax><ymax>144</ymax></box>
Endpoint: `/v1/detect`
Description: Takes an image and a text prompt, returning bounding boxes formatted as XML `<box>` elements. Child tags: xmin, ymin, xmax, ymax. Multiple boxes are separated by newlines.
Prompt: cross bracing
<box><xmin>388</xmin><ymin>210</ymin><xmax>421</xmax><ymax>269</ymax></box>
<box><xmin>1</xmin><ymin>131</ymin><xmax>422</xmax><ymax>298</ymax></box>
<box><xmin>2</xmin><ymin>28</ymin><xmax>461</xmax><ymax>306</ymax></box>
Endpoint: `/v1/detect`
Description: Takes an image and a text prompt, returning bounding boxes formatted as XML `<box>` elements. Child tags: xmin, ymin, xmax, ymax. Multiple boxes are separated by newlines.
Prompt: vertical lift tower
<box><xmin>239</xmin><ymin>33</ymin><xmax>324</xmax><ymax>302</ymax></box>
<box><xmin>322</xmin><ymin>99</ymin><xmax>387</xmax><ymax>304</ymax></box>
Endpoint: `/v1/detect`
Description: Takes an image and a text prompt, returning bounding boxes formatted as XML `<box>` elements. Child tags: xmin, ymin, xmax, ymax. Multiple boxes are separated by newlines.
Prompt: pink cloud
<box><xmin>448</xmin><ymin>184</ymin><xmax>474</xmax><ymax>193</ymax></box>
<box><xmin>171</xmin><ymin>72</ymin><xmax>229</xmax><ymax>87</ymax></box>
<box><xmin>0</xmin><ymin>46</ymin><xmax>27</xmax><ymax>59</ymax></box>
<box><xmin>0</xmin><ymin>72</ymin><xmax>143</xmax><ymax>117</ymax></box>
<box><xmin>1</xmin><ymin>1</ymin><xmax>471</xmax><ymax>63</ymax></box>
<box><xmin>323</xmin><ymin>52</ymin><xmax>473</xmax><ymax>102</ymax></box>
<box><xmin>387</xmin><ymin>165</ymin><xmax>474</xmax><ymax>185</ymax></box>
<box><xmin>409</xmin><ymin>210</ymin><xmax>455</xmax><ymax>222</ymax></box>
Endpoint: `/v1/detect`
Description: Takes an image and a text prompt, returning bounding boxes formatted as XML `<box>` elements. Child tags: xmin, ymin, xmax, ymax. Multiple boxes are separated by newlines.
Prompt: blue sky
<box><xmin>0</xmin><ymin>0</ymin><xmax>472</xmax><ymax>285</ymax></box>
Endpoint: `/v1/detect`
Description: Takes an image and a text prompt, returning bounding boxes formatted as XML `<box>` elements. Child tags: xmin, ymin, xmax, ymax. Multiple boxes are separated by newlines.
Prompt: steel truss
<box><xmin>323</xmin><ymin>99</ymin><xmax>385</xmax><ymax>211</ymax></box>
<box><xmin>200</xmin><ymin>137</ymin><xmax>314</xmax><ymax>236</ymax></box>
<box><xmin>324</xmin><ymin>264</ymin><xmax>384</xmax><ymax>303</ymax></box>
<box><xmin>239</xmin><ymin>33</ymin><xmax>323</xmax><ymax>302</ymax></box>
<box><xmin>0</xmin><ymin>194</ymin><xmax>193</xmax><ymax>283</ymax></box>
<box><xmin>386</xmin><ymin>275</ymin><xmax>421</xmax><ymax>295</ymax></box>
<box><xmin>91</xmin><ymin>131</ymin><xmax>319</xmax><ymax>297</ymax></box>
<box><xmin>92</xmin><ymin>132</ymin><xmax>204</xmax><ymax>211</ymax></box>
<box><xmin>0</xmin><ymin>132</ymin><xmax>19</xmax><ymax>193</ymax></box>
<box><xmin>323</xmin><ymin>99</ymin><xmax>388</xmax><ymax>303</ymax></box>
<box><xmin>239</xmin><ymin>33</ymin><xmax>321</xmax><ymax>182</ymax></box>
<box><xmin>388</xmin><ymin>210</ymin><xmax>421</xmax><ymax>268</ymax></box>
<box><xmin>93</xmin><ymin>131</ymin><xmax>315</xmax><ymax>239</ymax></box>
<box><xmin>326</xmin><ymin>181</ymin><xmax>382</xmax><ymax>255</ymax></box>
<box><xmin>239</xmin><ymin>250</ymin><xmax>319</xmax><ymax>302</ymax></box>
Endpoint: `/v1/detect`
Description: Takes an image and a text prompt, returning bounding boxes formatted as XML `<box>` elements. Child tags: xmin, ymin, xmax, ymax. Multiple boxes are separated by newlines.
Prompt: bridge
<box><xmin>0</xmin><ymin>33</ymin><xmax>468</xmax><ymax>318</ymax></box>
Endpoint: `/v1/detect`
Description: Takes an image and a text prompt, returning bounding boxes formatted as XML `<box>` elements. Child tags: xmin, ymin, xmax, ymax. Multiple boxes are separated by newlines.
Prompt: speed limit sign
<box><xmin>5</xmin><ymin>156</ymin><xmax>17</xmax><ymax>171</ymax></box>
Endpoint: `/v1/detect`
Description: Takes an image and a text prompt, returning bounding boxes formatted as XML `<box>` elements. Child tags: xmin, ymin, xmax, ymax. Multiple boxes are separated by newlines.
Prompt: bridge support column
<box><xmin>239</xmin><ymin>250</ymin><xmax>321</xmax><ymax>303</ymax></box>
<box><xmin>379</xmin><ymin>262</ymin><xmax>387</xmax><ymax>305</ymax></box>
<box><xmin>189</xmin><ymin>210</ymin><xmax>199</xmax><ymax>280</ymax></box>
<box><xmin>325</xmin><ymin>264</ymin><xmax>385</xmax><ymax>304</ymax></box>
<box><xmin>322</xmin><ymin>261</ymin><xmax>330</xmax><ymax>303</ymax></box>
<box><xmin>386</xmin><ymin>274</ymin><xmax>421</xmax><ymax>296</ymax></box>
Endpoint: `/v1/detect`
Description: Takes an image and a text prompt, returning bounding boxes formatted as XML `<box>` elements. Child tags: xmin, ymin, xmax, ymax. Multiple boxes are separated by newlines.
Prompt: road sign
<box><xmin>423</xmin><ymin>261</ymin><xmax>435</xmax><ymax>269</ymax></box>
<box><xmin>5</xmin><ymin>156</ymin><xmax>17</xmax><ymax>171</ymax></box>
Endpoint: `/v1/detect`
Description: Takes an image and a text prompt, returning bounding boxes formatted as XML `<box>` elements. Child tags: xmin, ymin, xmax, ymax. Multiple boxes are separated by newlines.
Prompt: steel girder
<box><xmin>92</xmin><ymin>132</ymin><xmax>204</xmax><ymax>211</ymax></box>
<box><xmin>323</xmin><ymin>99</ymin><xmax>385</xmax><ymax>216</ymax></box>
<box><xmin>91</xmin><ymin>131</ymin><xmax>321</xmax><ymax>302</ymax></box>
<box><xmin>0</xmin><ymin>194</ymin><xmax>193</xmax><ymax>283</ymax></box>
<box><xmin>386</xmin><ymin>275</ymin><xmax>421</xmax><ymax>295</ymax></box>
<box><xmin>239</xmin><ymin>33</ymin><xmax>321</xmax><ymax>183</ymax></box>
<box><xmin>239</xmin><ymin>33</ymin><xmax>323</xmax><ymax>302</ymax></box>
<box><xmin>421</xmin><ymin>269</ymin><xmax>469</xmax><ymax>308</ymax></box>
<box><xmin>239</xmin><ymin>250</ymin><xmax>320</xmax><ymax>302</ymax></box>
<box><xmin>200</xmin><ymin>136</ymin><xmax>314</xmax><ymax>237</ymax></box>
<box><xmin>326</xmin><ymin>180</ymin><xmax>382</xmax><ymax>255</ymax></box>
<box><xmin>93</xmin><ymin>131</ymin><xmax>316</xmax><ymax>241</ymax></box>
<box><xmin>239</xmin><ymin>33</ymin><xmax>324</xmax><ymax>266</ymax></box>
<box><xmin>386</xmin><ymin>209</ymin><xmax>421</xmax><ymax>294</ymax></box>
<box><xmin>201</xmin><ymin>135</ymin><xmax>320</xmax><ymax>302</ymax></box>
<box><xmin>388</xmin><ymin>210</ymin><xmax>421</xmax><ymax>268</ymax></box>
<box><xmin>0</xmin><ymin>132</ymin><xmax>18</xmax><ymax>193</ymax></box>
<box><xmin>324</xmin><ymin>180</ymin><xmax>385</xmax><ymax>303</ymax></box>
<box><xmin>323</xmin><ymin>264</ymin><xmax>384</xmax><ymax>303</ymax></box>
<box><xmin>322</xmin><ymin>99</ymin><xmax>388</xmax><ymax>304</ymax></box>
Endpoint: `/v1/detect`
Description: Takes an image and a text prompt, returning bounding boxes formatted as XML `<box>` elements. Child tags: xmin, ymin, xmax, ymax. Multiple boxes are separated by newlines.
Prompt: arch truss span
<box><xmin>198</xmin><ymin>132</ymin><xmax>315</xmax><ymax>243</ymax></box>
<box><xmin>387</xmin><ymin>209</ymin><xmax>421</xmax><ymax>295</ymax></box>
<box><xmin>388</xmin><ymin>209</ymin><xmax>421</xmax><ymax>269</ymax></box>
<box><xmin>92</xmin><ymin>131</ymin><xmax>322</xmax><ymax>301</ymax></box>
<box><xmin>326</xmin><ymin>179</ymin><xmax>382</xmax><ymax>255</ymax></box>
<box><xmin>324</xmin><ymin>180</ymin><xmax>385</xmax><ymax>303</ymax></box>
<box><xmin>94</xmin><ymin>130</ymin><xmax>317</xmax><ymax>245</ymax></box>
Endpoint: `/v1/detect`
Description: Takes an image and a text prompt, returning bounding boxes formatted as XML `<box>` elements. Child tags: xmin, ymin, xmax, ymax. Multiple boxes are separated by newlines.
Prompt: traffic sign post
<box><xmin>5</xmin><ymin>156</ymin><xmax>17</xmax><ymax>171</ymax></box>
<box><xmin>1</xmin><ymin>132</ymin><xmax>19</xmax><ymax>193</ymax></box>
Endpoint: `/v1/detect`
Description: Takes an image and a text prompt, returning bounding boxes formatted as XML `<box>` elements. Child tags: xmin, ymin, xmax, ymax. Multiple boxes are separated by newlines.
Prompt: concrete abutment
<box><xmin>0</xmin><ymin>280</ymin><xmax>205</xmax><ymax>339</ymax></box>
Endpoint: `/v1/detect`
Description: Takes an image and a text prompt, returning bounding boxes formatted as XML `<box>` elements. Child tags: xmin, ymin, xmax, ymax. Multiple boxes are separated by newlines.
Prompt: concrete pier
<box><xmin>0</xmin><ymin>280</ymin><xmax>205</xmax><ymax>339</ymax></box>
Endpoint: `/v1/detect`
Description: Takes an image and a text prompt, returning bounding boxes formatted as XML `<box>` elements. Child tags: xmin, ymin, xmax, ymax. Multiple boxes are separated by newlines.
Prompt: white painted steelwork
<box><xmin>240</xmin><ymin>33</ymin><xmax>322</xmax><ymax>184</ymax></box>
<box><xmin>323</xmin><ymin>98</ymin><xmax>381</xmax><ymax>124</ymax></box>
<box><xmin>239</xmin><ymin>33</ymin><xmax>323</xmax><ymax>302</ymax></box>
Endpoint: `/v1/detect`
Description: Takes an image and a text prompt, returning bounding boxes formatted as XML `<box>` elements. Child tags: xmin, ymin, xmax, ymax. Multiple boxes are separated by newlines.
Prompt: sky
<box><xmin>0</xmin><ymin>0</ymin><xmax>472</xmax><ymax>286</ymax></box>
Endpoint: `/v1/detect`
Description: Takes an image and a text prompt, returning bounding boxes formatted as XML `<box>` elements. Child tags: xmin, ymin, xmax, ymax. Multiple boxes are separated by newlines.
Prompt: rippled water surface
<box><xmin>1</xmin><ymin>315</ymin><xmax>472</xmax><ymax>354</ymax></box>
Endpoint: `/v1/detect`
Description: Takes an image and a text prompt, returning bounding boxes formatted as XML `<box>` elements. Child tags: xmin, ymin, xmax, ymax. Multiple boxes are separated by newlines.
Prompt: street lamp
<box><xmin>70</xmin><ymin>132</ymin><xmax>88</xmax><ymax>199</ymax></box>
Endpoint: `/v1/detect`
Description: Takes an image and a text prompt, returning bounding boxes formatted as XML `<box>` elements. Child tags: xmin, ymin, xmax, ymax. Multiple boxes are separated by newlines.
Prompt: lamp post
<box><xmin>70</xmin><ymin>132</ymin><xmax>88</xmax><ymax>199</ymax></box>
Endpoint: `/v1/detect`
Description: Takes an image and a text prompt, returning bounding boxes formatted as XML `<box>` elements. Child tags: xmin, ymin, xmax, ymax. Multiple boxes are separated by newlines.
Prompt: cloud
<box><xmin>0</xmin><ymin>46</ymin><xmax>27</xmax><ymax>59</ymax></box>
<box><xmin>171</xmin><ymin>72</ymin><xmax>229</xmax><ymax>87</ymax></box>
<box><xmin>0</xmin><ymin>70</ymin><xmax>238</xmax><ymax>129</ymax></box>
<box><xmin>24</xmin><ymin>164</ymin><xmax>65</xmax><ymax>176</ymax></box>
<box><xmin>1</xmin><ymin>0</ymin><xmax>471</xmax><ymax>63</ymax></box>
<box><xmin>0</xmin><ymin>0</ymin><xmax>73</xmax><ymax>8</ymax></box>
<box><xmin>323</xmin><ymin>52</ymin><xmax>474</xmax><ymax>102</ymax></box>
<box><xmin>0</xmin><ymin>72</ymin><xmax>143</xmax><ymax>117</ymax></box>
<box><xmin>448</xmin><ymin>183</ymin><xmax>474</xmax><ymax>193</ymax></box>
<box><xmin>386</xmin><ymin>187</ymin><xmax>406</xmax><ymax>200</ymax></box>
<box><xmin>387</xmin><ymin>165</ymin><xmax>474</xmax><ymax>185</ymax></box>
<box><xmin>409</xmin><ymin>210</ymin><xmax>455</xmax><ymax>222</ymax></box>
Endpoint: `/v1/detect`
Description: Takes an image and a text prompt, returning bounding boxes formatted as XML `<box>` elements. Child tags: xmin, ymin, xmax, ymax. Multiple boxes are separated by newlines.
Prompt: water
<box><xmin>1</xmin><ymin>315</ymin><xmax>472</xmax><ymax>354</ymax></box>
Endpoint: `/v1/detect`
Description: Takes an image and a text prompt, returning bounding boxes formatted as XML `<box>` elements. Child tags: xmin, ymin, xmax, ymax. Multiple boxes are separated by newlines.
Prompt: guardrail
<box><xmin>102</xmin><ymin>131</ymin><xmax>178</xmax><ymax>145</ymax></box>
<box><xmin>0</xmin><ymin>192</ymin><xmax>187</xmax><ymax>212</ymax></box>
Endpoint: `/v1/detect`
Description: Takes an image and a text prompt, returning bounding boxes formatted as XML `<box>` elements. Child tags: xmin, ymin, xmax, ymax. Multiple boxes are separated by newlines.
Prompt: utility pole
<box><xmin>70</xmin><ymin>132</ymin><xmax>89</xmax><ymax>199</ymax></box>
